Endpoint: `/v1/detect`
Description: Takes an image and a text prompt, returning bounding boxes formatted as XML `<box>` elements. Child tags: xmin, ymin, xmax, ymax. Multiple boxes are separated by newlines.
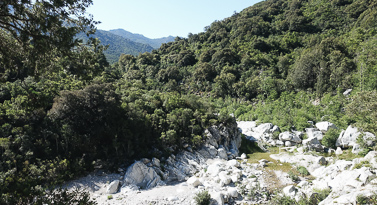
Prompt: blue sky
<box><xmin>87</xmin><ymin>0</ymin><xmax>262</xmax><ymax>39</ymax></box>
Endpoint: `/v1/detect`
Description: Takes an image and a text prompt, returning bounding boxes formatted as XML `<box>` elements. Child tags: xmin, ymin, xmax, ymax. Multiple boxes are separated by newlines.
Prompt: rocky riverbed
<box><xmin>64</xmin><ymin>121</ymin><xmax>377</xmax><ymax>204</ymax></box>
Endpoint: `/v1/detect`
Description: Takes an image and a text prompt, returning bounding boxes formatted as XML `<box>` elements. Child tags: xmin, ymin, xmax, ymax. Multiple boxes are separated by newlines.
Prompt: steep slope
<box><xmin>116</xmin><ymin>0</ymin><xmax>377</xmax><ymax>99</ymax></box>
<box><xmin>109</xmin><ymin>29</ymin><xmax>175</xmax><ymax>49</ymax></box>
<box><xmin>78</xmin><ymin>30</ymin><xmax>154</xmax><ymax>64</ymax></box>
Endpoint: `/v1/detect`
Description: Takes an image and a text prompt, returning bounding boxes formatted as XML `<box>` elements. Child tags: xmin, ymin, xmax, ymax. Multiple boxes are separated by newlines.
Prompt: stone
<box><xmin>255</xmin><ymin>123</ymin><xmax>274</xmax><ymax>134</ymax></box>
<box><xmin>318</xmin><ymin>157</ymin><xmax>327</xmax><ymax>166</ymax></box>
<box><xmin>207</xmin><ymin>162</ymin><xmax>223</xmax><ymax>176</ymax></box>
<box><xmin>123</xmin><ymin>161</ymin><xmax>164</xmax><ymax>189</ymax></box>
<box><xmin>297</xmin><ymin>147</ymin><xmax>305</xmax><ymax>154</ymax></box>
<box><xmin>106</xmin><ymin>180</ymin><xmax>120</xmax><ymax>194</ymax></box>
<box><xmin>240</xmin><ymin>153</ymin><xmax>247</xmax><ymax>159</ymax></box>
<box><xmin>303</xmin><ymin>137</ymin><xmax>324</xmax><ymax>152</ymax></box>
<box><xmin>363</xmin><ymin>132</ymin><xmax>377</xmax><ymax>147</ymax></box>
<box><xmin>335</xmin><ymin>147</ymin><xmax>343</xmax><ymax>155</ymax></box>
<box><xmin>187</xmin><ymin>176</ymin><xmax>201</xmax><ymax>187</ymax></box>
<box><xmin>227</xmin><ymin>159</ymin><xmax>240</xmax><ymax>168</ymax></box>
<box><xmin>228</xmin><ymin>187</ymin><xmax>238</xmax><ymax>198</ymax></box>
<box><xmin>210</xmin><ymin>192</ymin><xmax>224</xmax><ymax>205</ymax></box>
<box><xmin>219</xmin><ymin>171</ymin><xmax>231</xmax><ymax>185</ymax></box>
<box><xmin>141</xmin><ymin>158</ymin><xmax>151</xmax><ymax>164</ymax></box>
<box><xmin>283</xmin><ymin>185</ymin><xmax>296</xmax><ymax>197</ymax></box>
<box><xmin>343</xmin><ymin>89</ymin><xmax>352</xmax><ymax>96</ymax></box>
<box><xmin>279</xmin><ymin>131</ymin><xmax>294</xmax><ymax>142</ymax></box>
<box><xmin>218</xmin><ymin>148</ymin><xmax>228</xmax><ymax>160</ymax></box>
<box><xmin>291</xmin><ymin>135</ymin><xmax>302</xmax><ymax>144</ymax></box>
<box><xmin>297</xmin><ymin>180</ymin><xmax>309</xmax><ymax>187</ymax></box>
<box><xmin>336</xmin><ymin>125</ymin><xmax>360</xmax><ymax>147</ymax></box>
<box><xmin>285</xmin><ymin>141</ymin><xmax>293</xmax><ymax>147</ymax></box>
<box><xmin>208</xmin><ymin>146</ymin><xmax>218</xmax><ymax>156</ymax></box>
<box><xmin>151</xmin><ymin>158</ymin><xmax>160</xmax><ymax>168</ymax></box>
<box><xmin>315</xmin><ymin>121</ymin><xmax>337</xmax><ymax>132</ymax></box>
<box><xmin>352</xmin><ymin>144</ymin><xmax>362</xmax><ymax>154</ymax></box>
<box><xmin>271</xmin><ymin>125</ymin><xmax>280</xmax><ymax>133</ymax></box>
<box><xmin>276</xmin><ymin>140</ymin><xmax>284</xmax><ymax>146</ymax></box>
<box><xmin>364</xmin><ymin>151</ymin><xmax>377</xmax><ymax>161</ymax></box>
<box><xmin>167</xmin><ymin>196</ymin><xmax>179</xmax><ymax>201</ymax></box>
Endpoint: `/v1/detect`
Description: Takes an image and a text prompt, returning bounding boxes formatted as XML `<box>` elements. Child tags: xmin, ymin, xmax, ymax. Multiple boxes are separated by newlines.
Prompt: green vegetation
<box><xmin>2</xmin><ymin>0</ymin><xmax>377</xmax><ymax>203</ymax></box>
<box><xmin>357</xmin><ymin>193</ymin><xmax>377</xmax><ymax>205</ymax></box>
<box><xmin>322</xmin><ymin>128</ymin><xmax>341</xmax><ymax>149</ymax></box>
<box><xmin>271</xmin><ymin>188</ymin><xmax>331</xmax><ymax>205</ymax></box>
<box><xmin>194</xmin><ymin>190</ymin><xmax>211</xmax><ymax>205</ymax></box>
<box><xmin>296</xmin><ymin>166</ymin><xmax>310</xmax><ymax>176</ymax></box>
<box><xmin>353</xmin><ymin>160</ymin><xmax>371</xmax><ymax>170</ymax></box>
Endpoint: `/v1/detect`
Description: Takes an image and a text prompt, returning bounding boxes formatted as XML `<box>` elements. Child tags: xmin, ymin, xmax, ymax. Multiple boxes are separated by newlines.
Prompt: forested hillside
<box><xmin>1</xmin><ymin>0</ymin><xmax>377</xmax><ymax>204</ymax></box>
<box><xmin>77</xmin><ymin>30</ymin><xmax>154</xmax><ymax>64</ymax></box>
<box><xmin>109</xmin><ymin>29</ymin><xmax>175</xmax><ymax>49</ymax></box>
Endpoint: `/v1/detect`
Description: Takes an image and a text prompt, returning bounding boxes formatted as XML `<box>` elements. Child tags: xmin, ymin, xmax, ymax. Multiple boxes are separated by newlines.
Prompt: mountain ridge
<box><xmin>108</xmin><ymin>29</ymin><xmax>176</xmax><ymax>49</ymax></box>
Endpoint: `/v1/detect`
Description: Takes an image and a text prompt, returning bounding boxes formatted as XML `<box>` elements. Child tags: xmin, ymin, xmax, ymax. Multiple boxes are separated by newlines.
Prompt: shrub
<box><xmin>297</xmin><ymin>166</ymin><xmax>310</xmax><ymax>176</ymax></box>
<box><xmin>357</xmin><ymin>193</ymin><xmax>377</xmax><ymax>204</ymax></box>
<box><xmin>288</xmin><ymin>170</ymin><xmax>299</xmax><ymax>181</ymax></box>
<box><xmin>313</xmin><ymin>188</ymin><xmax>331</xmax><ymax>202</ymax></box>
<box><xmin>194</xmin><ymin>190</ymin><xmax>211</xmax><ymax>205</ymax></box>
<box><xmin>322</xmin><ymin>128</ymin><xmax>340</xmax><ymax>148</ymax></box>
<box><xmin>107</xmin><ymin>195</ymin><xmax>113</xmax><ymax>200</ymax></box>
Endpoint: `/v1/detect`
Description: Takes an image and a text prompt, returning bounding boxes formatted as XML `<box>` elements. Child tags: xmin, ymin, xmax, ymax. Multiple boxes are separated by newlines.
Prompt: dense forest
<box><xmin>1</xmin><ymin>0</ymin><xmax>377</xmax><ymax>204</ymax></box>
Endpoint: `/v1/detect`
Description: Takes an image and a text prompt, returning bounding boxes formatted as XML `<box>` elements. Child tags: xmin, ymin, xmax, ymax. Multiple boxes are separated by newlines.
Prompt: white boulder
<box><xmin>187</xmin><ymin>176</ymin><xmax>201</xmax><ymax>187</ymax></box>
<box><xmin>336</xmin><ymin>125</ymin><xmax>360</xmax><ymax>147</ymax></box>
<box><xmin>228</xmin><ymin>187</ymin><xmax>238</xmax><ymax>198</ymax></box>
<box><xmin>279</xmin><ymin>131</ymin><xmax>294</xmax><ymax>142</ymax></box>
<box><xmin>283</xmin><ymin>185</ymin><xmax>296</xmax><ymax>197</ymax></box>
<box><xmin>106</xmin><ymin>180</ymin><xmax>120</xmax><ymax>194</ymax></box>
<box><xmin>335</xmin><ymin>147</ymin><xmax>343</xmax><ymax>155</ymax></box>
<box><xmin>315</xmin><ymin>121</ymin><xmax>337</xmax><ymax>132</ymax></box>
<box><xmin>123</xmin><ymin>161</ymin><xmax>164</xmax><ymax>189</ymax></box>
<box><xmin>217</xmin><ymin>148</ymin><xmax>228</xmax><ymax>160</ymax></box>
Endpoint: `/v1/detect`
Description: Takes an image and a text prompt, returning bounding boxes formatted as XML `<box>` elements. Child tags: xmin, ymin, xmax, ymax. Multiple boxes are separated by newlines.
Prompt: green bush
<box><xmin>297</xmin><ymin>166</ymin><xmax>310</xmax><ymax>176</ymax></box>
<box><xmin>357</xmin><ymin>193</ymin><xmax>377</xmax><ymax>204</ymax></box>
<box><xmin>322</xmin><ymin>128</ymin><xmax>340</xmax><ymax>149</ymax></box>
<box><xmin>288</xmin><ymin>170</ymin><xmax>299</xmax><ymax>181</ymax></box>
<box><xmin>194</xmin><ymin>190</ymin><xmax>211</xmax><ymax>205</ymax></box>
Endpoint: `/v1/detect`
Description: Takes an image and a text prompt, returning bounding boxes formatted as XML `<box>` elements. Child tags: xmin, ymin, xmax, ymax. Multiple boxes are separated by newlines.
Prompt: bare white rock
<box><xmin>187</xmin><ymin>176</ymin><xmax>201</xmax><ymax>187</ymax></box>
<box><xmin>106</xmin><ymin>180</ymin><xmax>120</xmax><ymax>194</ymax></box>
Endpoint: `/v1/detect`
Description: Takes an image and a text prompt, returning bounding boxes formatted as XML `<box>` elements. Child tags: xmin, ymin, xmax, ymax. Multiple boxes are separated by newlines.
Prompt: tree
<box><xmin>0</xmin><ymin>0</ymin><xmax>98</xmax><ymax>79</ymax></box>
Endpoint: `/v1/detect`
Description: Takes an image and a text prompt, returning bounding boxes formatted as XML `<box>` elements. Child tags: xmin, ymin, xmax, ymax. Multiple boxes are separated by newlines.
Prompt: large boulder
<box><xmin>106</xmin><ymin>180</ymin><xmax>120</xmax><ymax>194</ymax></box>
<box><xmin>336</xmin><ymin>126</ymin><xmax>360</xmax><ymax>147</ymax></box>
<box><xmin>187</xmin><ymin>176</ymin><xmax>201</xmax><ymax>187</ymax></box>
<box><xmin>303</xmin><ymin>137</ymin><xmax>324</xmax><ymax>152</ymax></box>
<box><xmin>315</xmin><ymin>121</ymin><xmax>337</xmax><ymax>132</ymax></box>
<box><xmin>123</xmin><ymin>161</ymin><xmax>164</xmax><ymax>189</ymax></box>
<box><xmin>279</xmin><ymin>131</ymin><xmax>294</xmax><ymax>142</ymax></box>
<box><xmin>255</xmin><ymin>123</ymin><xmax>274</xmax><ymax>134</ymax></box>
<box><xmin>217</xmin><ymin>148</ymin><xmax>228</xmax><ymax>160</ymax></box>
<box><xmin>306</xmin><ymin>128</ymin><xmax>323</xmax><ymax>141</ymax></box>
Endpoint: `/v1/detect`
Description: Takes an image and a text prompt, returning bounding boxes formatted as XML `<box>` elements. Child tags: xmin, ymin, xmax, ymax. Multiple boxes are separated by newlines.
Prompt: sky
<box><xmin>86</xmin><ymin>0</ymin><xmax>262</xmax><ymax>39</ymax></box>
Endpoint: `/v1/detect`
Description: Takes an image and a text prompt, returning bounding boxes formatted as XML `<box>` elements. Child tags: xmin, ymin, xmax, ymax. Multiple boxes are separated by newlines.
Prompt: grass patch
<box><xmin>353</xmin><ymin>160</ymin><xmax>371</xmax><ymax>169</ymax></box>
<box><xmin>246</xmin><ymin>147</ymin><xmax>293</xmax><ymax>172</ymax></box>
<box><xmin>319</xmin><ymin>148</ymin><xmax>359</xmax><ymax>161</ymax></box>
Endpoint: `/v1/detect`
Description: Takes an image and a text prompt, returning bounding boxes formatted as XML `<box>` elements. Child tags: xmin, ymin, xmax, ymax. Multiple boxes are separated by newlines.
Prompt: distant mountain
<box><xmin>77</xmin><ymin>30</ymin><xmax>154</xmax><ymax>64</ymax></box>
<box><xmin>109</xmin><ymin>29</ymin><xmax>175</xmax><ymax>49</ymax></box>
